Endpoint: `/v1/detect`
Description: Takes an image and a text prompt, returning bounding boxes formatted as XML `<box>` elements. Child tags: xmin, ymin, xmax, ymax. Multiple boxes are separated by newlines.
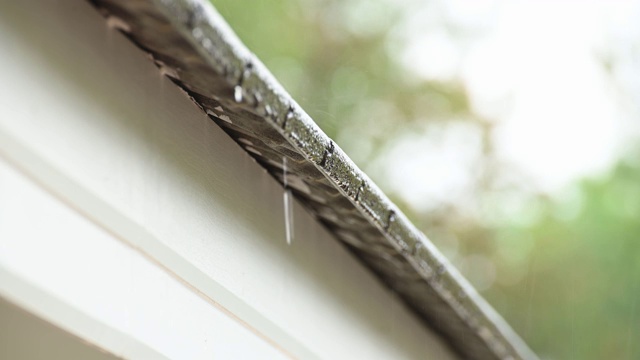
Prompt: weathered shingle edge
<box><xmin>88</xmin><ymin>0</ymin><xmax>538</xmax><ymax>359</ymax></box>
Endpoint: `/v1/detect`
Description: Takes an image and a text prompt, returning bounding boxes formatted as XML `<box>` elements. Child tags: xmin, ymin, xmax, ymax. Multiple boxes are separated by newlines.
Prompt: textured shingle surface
<box><xmin>87</xmin><ymin>1</ymin><xmax>537</xmax><ymax>359</ymax></box>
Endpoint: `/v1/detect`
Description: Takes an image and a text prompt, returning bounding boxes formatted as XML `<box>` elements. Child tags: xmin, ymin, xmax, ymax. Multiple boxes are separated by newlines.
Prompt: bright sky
<box><xmin>385</xmin><ymin>0</ymin><xmax>640</xmax><ymax>210</ymax></box>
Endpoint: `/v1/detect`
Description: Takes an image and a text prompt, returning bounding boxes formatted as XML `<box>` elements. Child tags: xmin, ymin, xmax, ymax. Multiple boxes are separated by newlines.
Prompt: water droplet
<box><xmin>283</xmin><ymin>157</ymin><xmax>294</xmax><ymax>245</ymax></box>
<box><xmin>234</xmin><ymin>86</ymin><xmax>243</xmax><ymax>103</ymax></box>
<box><xmin>192</xmin><ymin>27</ymin><xmax>203</xmax><ymax>39</ymax></box>
<box><xmin>202</xmin><ymin>37</ymin><xmax>212</xmax><ymax>50</ymax></box>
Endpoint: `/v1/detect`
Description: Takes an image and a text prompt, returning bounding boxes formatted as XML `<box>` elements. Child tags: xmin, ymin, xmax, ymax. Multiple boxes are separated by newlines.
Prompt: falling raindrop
<box><xmin>283</xmin><ymin>157</ymin><xmax>294</xmax><ymax>245</ymax></box>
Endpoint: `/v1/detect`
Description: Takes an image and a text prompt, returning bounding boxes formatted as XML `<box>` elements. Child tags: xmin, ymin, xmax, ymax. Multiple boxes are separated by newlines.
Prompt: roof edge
<box><xmin>89</xmin><ymin>0</ymin><xmax>537</xmax><ymax>358</ymax></box>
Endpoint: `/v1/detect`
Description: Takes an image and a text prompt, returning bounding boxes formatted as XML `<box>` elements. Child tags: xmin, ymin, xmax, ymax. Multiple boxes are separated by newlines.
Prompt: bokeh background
<box><xmin>211</xmin><ymin>0</ymin><xmax>640</xmax><ymax>358</ymax></box>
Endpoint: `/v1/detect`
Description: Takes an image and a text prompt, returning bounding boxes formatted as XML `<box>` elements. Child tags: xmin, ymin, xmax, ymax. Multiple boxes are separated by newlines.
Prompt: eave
<box><xmin>86</xmin><ymin>1</ymin><xmax>537</xmax><ymax>358</ymax></box>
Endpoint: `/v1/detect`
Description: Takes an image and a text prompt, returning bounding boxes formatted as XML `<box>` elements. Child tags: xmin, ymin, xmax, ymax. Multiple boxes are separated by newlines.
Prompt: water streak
<box><xmin>283</xmin><ymin>157</ymin><xmax>294</xmax><ymax>245</ymax></box>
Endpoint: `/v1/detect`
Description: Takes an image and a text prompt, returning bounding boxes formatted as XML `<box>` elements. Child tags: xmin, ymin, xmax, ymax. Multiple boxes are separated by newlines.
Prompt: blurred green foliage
<box><xmin>489</xmin><ymin>155</ymin><xmax>640</xmax><ymax>359</ymax></box>
<box><xmin>211</xmin><ymin>0</ymin><xmax>640</xmax><ymax>358</ymax></box>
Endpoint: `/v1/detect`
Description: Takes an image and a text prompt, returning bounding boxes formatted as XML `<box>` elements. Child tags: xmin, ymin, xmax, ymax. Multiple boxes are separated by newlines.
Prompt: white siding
<box><xmin>0</xmin><ymin>159</ymin><xmax>284</xmax><ymax>359</ymax></box>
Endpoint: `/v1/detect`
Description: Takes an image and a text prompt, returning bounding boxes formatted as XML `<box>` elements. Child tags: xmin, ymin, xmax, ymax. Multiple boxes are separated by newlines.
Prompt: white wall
<box><xmin>0</xmin><ymin>158</ymin><xmax>284</xmax><ymax>359</ymax></box>
<box><xmin>0</xmin><ymin>1</ymin><xmax>457</xmax><ymax>359</ymax></box>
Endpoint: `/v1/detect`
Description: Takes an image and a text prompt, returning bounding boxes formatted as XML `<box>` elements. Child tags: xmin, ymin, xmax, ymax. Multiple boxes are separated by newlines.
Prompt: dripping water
<box><xmin>283</xmin><ymin>157</ymin><xmax>294</xmax><ymax>245</ymax></box>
